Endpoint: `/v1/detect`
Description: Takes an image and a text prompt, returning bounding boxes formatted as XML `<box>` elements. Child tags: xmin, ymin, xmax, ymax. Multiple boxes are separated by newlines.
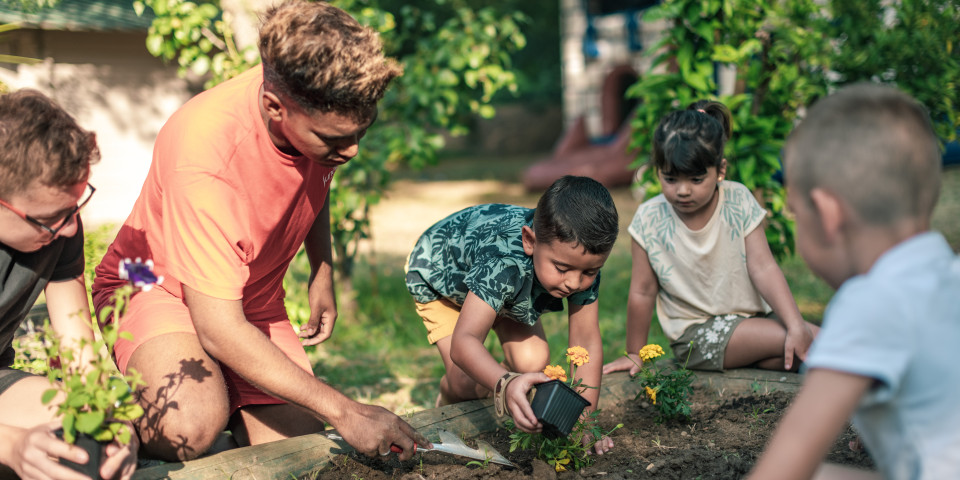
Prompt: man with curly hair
<box><xmin>92</xmin><ymin>0</ymin><xmax>426</xmax><ymax>461</ymax></box>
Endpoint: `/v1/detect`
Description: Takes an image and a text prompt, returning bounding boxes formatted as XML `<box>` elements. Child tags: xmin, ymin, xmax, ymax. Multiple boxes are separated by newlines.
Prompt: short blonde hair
<box><xmin>785</xmin><ymin>83</ymin><xmax>941</xmax><ymax>225</ymax></box>
<box><xmin>0</xmin><ymin>89</ymin><xmax>98</xmax><ymax>198</ymax></box>
<box><xmin>258</xmin><ymin>0</ymin><xmax>402</xmax><ymax>121</ymax></box>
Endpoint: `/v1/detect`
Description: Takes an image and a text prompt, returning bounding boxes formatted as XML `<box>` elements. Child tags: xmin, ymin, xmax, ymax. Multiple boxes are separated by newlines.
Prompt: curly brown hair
<box><xmin>259</xmin><ymin>0</ymin><xmax>403</xmax><ymax>121</ymax></box>
<box><xmin>0</xmin><ymin>89</ymin><xmax>99</xmax><ymax>198</ymax></box>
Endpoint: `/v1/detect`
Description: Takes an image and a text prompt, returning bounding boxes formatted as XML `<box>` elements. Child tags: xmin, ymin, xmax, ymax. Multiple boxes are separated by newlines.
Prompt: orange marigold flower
<box><xmin>566</xmin><ymin>346</ymin><xmax>590</xmax><ymax>367</ymax></box>
<box><xmin>645</xmin><ymin>386</ymin><xmax>658</xmax><ymax>405</ymax></box>
<box><xmin>543</xmin><ymin>365</ymin><xmax>567</xmax><ymax>383</ymax></box>
<box><xmin>638</xmin><ymin>344</ymin><xmax>665</xmax><ymax>362</ymax></box>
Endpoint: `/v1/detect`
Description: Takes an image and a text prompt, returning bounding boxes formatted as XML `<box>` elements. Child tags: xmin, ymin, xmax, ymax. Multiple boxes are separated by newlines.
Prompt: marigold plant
<box><xmin>628</xmin><ymin>343</ymin><xmax>695</xmax><ymax>423</ymax></box>
<box><xmin>510</xmin><ymin>346</ymin><xmax>621</xmax><ymax>472</ymax></box>
<box><xmin>566</xmin><ymin>346</ymin><xmax>589</xmax><ymax>367</ymax></box>
<box><xmin>638</xmin><ymin>344</ymin><xmax>665</xmax><ymax>362</ymax></box>
<box><xmin>542</xmin><ymin>364</ymin><xmax>567</xmax><ymax>383</ymax></box>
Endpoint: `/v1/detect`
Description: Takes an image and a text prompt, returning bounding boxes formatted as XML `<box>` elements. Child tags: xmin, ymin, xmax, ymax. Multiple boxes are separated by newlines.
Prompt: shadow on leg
<box><xmin>129</xmin><ymin>333</ymin><xmax>231</xmax><ymax>462</ymax></box>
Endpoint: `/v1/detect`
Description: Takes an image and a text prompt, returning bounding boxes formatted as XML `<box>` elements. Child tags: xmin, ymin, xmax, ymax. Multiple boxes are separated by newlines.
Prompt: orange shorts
<box><xmin>110</xmin><ymin>286</ymin><xmax>312</xmax><ymax>414</ymax></box>
<box><xmin>415</xmin><ymin>298</ymin><xmax>462</xmax><ymax>344</ymax></box>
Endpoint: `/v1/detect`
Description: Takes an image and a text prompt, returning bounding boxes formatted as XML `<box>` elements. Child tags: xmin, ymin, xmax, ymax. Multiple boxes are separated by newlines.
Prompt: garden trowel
<box><xmin>327</xmin><ymin>428</ymin><xmax>515</xmax><ymax>468</ymax></box>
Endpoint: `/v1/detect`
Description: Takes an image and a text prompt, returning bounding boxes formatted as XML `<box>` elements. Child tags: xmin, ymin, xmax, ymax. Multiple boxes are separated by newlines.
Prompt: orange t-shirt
<box><xmin>93</xmin><ymin>65</ymin><xmax>336</xmax><ymax>320</ymax></box>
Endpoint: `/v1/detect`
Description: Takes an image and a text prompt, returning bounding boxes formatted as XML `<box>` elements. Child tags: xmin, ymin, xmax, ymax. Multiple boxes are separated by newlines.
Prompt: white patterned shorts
<box><xmin>670</xmin><ymin>314</ymin><xmax>748</xmax><ymax>372</ymax></box>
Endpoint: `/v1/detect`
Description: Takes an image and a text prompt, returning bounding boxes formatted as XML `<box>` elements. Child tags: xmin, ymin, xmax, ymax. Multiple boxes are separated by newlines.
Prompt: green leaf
<box><xmin>62</xmin><ymin>414</ymin><xmax>77</xmax><ymax>444</ymax></box>
<box><xmin>114</xmin><ymin>403</ymin><xmax>145</xmax><ymax>421</ymax></box>
<box><xmin>41</xmin><ymin>388</ymin><xmax>58</xmax><ymax>405</ymax></box>
<box><xmin>75</xmin><ymin>411</ymin><xmax>107</xmax><ymax>435</ymax></box>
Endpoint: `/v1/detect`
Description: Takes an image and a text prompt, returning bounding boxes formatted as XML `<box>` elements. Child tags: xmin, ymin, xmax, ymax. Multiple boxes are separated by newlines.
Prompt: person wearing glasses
<box><xmin>0</xmin><ymin>90</ymin><xmax>138</xmax><ymax>479</ymax></box>
<box><xmin>91</xmin><ymin>0</ymin><xmax>429</xmax><ymax>463</ymax></box>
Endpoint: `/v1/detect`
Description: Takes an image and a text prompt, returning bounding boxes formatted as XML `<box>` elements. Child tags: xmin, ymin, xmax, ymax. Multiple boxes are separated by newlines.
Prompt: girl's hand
<box><xmin>783</xmin><ymin>324</ymin><xmax>814</xmax><ymax>371</ymax></box>
<box><xmin>602</xmin><ymin>354</ymin><xmax>642</xmax><ymax>376</ymax></box>
<box><xmin>583</xmin><ymin>433</ymin><xmax>614</xmax><ymax>455</ymax></box>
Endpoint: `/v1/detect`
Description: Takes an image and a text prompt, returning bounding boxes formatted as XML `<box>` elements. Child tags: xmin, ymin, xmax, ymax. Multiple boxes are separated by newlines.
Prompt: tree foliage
<box><xmin>134</xmin><ymin>0</ymin><xmax>527</xmax><ymax>285</ymax></box>
<box><xmin>827</xmin><ymin>0</ymin><xmax>959</xmax><ymax>143</ymax></box>
<box><xmin>630</xmin><ymin>0</ymin><xmax>959</xmax><ymax>259</ymax></box>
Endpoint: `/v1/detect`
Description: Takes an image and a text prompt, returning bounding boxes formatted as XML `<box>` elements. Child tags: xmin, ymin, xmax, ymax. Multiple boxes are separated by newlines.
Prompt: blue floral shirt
<box><xmin>405</xmin><ymin>204</ymin><xmax>601</xmax><ymax>326</ymax></box>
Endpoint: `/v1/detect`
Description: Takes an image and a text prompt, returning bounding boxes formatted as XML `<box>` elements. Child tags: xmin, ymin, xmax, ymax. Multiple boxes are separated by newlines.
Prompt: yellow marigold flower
<box><xmin>645</xmin><ymin>386</ymin><xmax>658</xmax><ymax>405</ymax></box>
<box><xmin>638</xmin><ymin>344</ymin><xmax>665</xmax><ymax>362</ymax></box>
<box><xmin>566</xmin><ymin>346</ymin><xmax>590</xmax><ymax>367</ymax></box>
<box><xmin>543</xmin><ymin>365</ymin><xmax>567</xmax><ymax>383</ymax></box>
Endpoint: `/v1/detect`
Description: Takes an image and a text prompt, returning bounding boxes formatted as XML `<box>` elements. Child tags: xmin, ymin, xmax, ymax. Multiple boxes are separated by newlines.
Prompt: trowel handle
<box><xmin>390</xmin><ymin>443</ymin><xmax>417</xmax><ymax>454</ymax></box>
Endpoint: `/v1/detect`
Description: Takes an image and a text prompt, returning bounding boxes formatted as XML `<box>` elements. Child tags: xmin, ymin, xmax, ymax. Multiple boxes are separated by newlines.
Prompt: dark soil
<box><xmin>317</xmin><ymin>389</ymin><xmax>874</xmax><ymax>479</ymax></box>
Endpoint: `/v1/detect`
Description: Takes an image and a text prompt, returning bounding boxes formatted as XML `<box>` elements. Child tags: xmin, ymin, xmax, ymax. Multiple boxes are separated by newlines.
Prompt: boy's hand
<box><xmin>100</xmin><ymin>425</ymin><xmax>139</xmax><ymax>480</ymax></box>
<box><xmin>602</xmin><ymin>354</ymin><xmax>642</xmax><ymax>376</ymax></box>
<box><xmin>783</xmin><ymin>325</ymin><xmax>815</xmax><ymax>371</ymax></box>
<box><xmin>583</xmin><ymin>433</ymin><xmax>614</xmax><ymax>455</ymax></box>
<box><xmin>506</xmin><ymin>372</ymin><xmax>550</xmax><ymax>433</ymax></box>
<box><xmin>10</xmin><ymin>422</ymin><xmax>91</xmax><ymax>480</ymax></box>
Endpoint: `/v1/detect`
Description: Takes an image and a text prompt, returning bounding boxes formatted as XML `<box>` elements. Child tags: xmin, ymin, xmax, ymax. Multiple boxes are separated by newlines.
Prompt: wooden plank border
<box><xmin>133</xmin><ymin>368</ymin><xmax>802</xmax><ymax>479</ymax></box>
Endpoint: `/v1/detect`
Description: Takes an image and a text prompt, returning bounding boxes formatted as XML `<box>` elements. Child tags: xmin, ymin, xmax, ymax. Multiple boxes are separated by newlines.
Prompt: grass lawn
<box><xmin>290</xmin><ymin>155</ymin><xmax>960</xmax><ymax>415</ymax></box>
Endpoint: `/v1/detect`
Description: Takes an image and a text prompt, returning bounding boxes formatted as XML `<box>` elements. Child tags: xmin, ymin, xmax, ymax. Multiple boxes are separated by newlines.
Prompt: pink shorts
<box><xmin>109</xmin><ymin>286</ymin><xmax>312</xmax><ymax>414</ymax></box>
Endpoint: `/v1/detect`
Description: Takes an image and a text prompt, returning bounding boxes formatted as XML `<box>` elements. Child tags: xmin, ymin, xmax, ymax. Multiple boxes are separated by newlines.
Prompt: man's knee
<box><xmin>138</xmin><ymin>411</ymin><xmax>229</xmax><ymax>461</ymax></box>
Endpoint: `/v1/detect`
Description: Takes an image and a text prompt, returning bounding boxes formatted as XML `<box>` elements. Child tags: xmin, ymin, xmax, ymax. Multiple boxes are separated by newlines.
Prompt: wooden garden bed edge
<box><xmin>133</xmin><ymin>368</ymin><xmax>802</xmax><ymax>479</ymax></box>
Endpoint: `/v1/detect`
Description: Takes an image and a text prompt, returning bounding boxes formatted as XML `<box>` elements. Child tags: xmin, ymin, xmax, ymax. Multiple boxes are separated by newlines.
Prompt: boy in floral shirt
<box><xmin>405</xmin><ymin>175</ymin><xmax>618</xmax><ymax>454</ymax></box>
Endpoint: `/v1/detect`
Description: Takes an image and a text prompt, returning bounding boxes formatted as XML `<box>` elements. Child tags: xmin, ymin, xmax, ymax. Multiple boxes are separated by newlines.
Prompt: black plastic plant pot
<box><xmin>530</xmin><ymin>379</ymin><xmax>590</xmax><ymax>439</ymax></box>
<box><xmin>54</xmin><ymin>428</ymin><xmax>104</xmax><ymax>480</ymax></box>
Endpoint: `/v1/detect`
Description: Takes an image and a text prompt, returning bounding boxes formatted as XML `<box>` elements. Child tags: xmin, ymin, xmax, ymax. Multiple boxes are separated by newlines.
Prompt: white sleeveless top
<box><xmin>628</xmin><ymin>181</ymin><xmax>770</xmax><ymax>340</ymax></box>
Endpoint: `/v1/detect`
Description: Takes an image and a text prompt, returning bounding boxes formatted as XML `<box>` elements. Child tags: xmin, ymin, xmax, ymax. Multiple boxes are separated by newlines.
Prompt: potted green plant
<box><xmin>40</xmin><ymin>258</ymin><xmax>160</xmax><ymax>478</ymax></box>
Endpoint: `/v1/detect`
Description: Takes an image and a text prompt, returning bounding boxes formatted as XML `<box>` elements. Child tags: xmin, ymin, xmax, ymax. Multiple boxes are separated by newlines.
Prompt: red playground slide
<box><xmin>523</xmin><ymin>65</ymin><xmax>640</xmax><ymax>191</ymax></box>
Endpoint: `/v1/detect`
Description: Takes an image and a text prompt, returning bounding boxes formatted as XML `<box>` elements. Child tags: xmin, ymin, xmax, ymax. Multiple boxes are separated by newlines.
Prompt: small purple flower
<box><xmin>118</xmin><ymin>257</ymin><xmax>164</xmax><ymax>291</ymax></box>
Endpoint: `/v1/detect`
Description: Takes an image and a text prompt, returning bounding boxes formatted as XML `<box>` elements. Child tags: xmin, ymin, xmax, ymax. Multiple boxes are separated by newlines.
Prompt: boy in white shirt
<box><xmin>749</xmin><ymin>84</ymin><xmax>960</xmax><ymax>479</ymax></box>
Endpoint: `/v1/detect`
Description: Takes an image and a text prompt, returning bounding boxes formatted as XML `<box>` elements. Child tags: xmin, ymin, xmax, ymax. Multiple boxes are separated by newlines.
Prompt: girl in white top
<box><xmin>604</xmin><ymin>100</ymin><xmax>819</xmax><ymax>374</ymax></box>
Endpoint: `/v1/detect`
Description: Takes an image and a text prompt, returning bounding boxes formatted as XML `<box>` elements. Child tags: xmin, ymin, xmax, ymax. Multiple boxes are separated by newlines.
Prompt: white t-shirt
<box><xmin>628</xmin><ymin>181</ymin><xmax>770</xmax><ymax>340</ymax></box>
<box><xmin>805</xmin><ymin>232</ymin><xmax>960</xmax><ymax>479</ymax></box>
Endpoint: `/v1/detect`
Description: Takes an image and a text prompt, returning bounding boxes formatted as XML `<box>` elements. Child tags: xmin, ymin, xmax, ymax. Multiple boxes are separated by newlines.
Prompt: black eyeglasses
<box><xmin>0</xmin><ymin>183</ymin><xmax>96</xmax><ymax>237</ymax></box>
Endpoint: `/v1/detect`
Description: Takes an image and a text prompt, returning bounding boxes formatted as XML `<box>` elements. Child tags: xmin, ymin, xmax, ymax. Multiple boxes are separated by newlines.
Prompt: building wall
<box><xmin>560</xmin><ymin>0</ymin><xmax>667</xmax><ymax>137</ymax></box>
<box><xmin>0</xmin><ymin>29</ymin><xmax>194</xmax><ymax>228</ymax></box>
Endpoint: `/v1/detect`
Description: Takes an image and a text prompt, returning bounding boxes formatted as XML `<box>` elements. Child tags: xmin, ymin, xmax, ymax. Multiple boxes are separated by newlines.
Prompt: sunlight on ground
<box><xmin>359</xmin><ymin>179</ymin><xmax>533</xmax><ymax>256</ymax></box>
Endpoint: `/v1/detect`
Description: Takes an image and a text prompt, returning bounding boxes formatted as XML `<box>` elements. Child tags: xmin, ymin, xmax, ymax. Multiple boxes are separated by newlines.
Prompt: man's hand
<box><xmin>783</xmin><ymin>324</ymin><xmax>814</xmax><ymax>371</ymax></box>
<box><xmin>298</xmin><ymin>304</ymin><xmax>337</xmax><ymax>346</ymax></box>
<box><xmin>99</xmin><ymin>426</ymin><xmax>139</xmax><ymax>480</ymax></box>
<box><xmin>333</xmin><ymin>402</ymin><xmax>431</xmax><ymax>462</ymax></box>
<box><xmin>602</xmin><ymin>353</ymin><xmax>642</xmax><ymax>376</ymax></box>
<box><xmin>9</xmin><ymin>422</ymin><xmax>91</xmax><ymax>480</ymax></box>
<box><xmin>507</xmin><ymin>372</ymin><xmax>551</xmax><ymax>433</ymax></box>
